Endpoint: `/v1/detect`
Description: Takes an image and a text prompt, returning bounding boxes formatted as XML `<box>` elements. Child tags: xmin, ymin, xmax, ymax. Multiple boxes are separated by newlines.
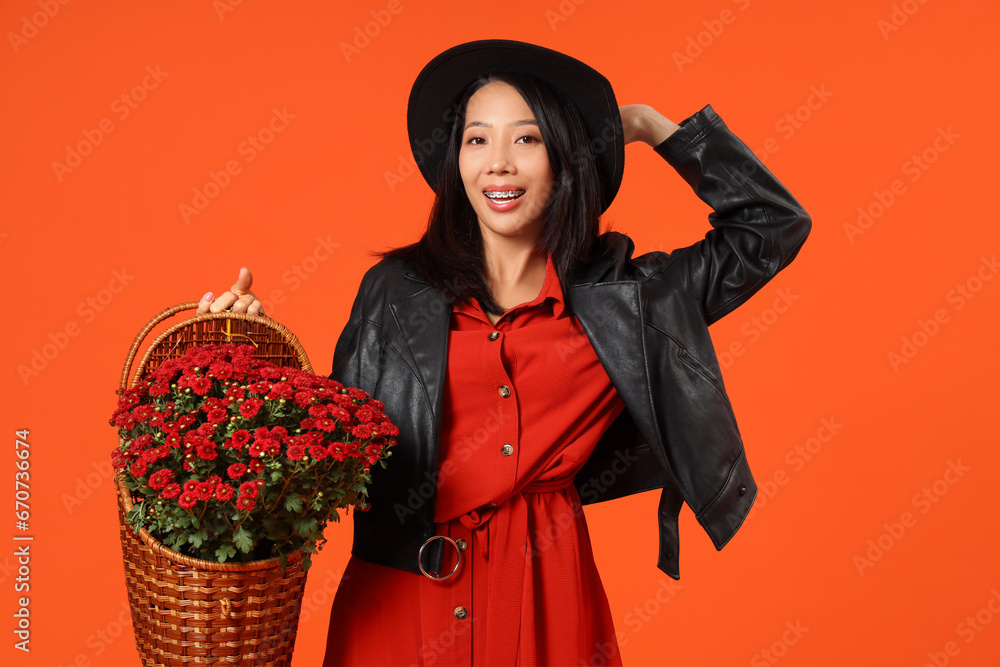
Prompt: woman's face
<box><xmin>458</xmin><ymin>81</ymin><xmax>554</xmax><ymax>246</ymax></box>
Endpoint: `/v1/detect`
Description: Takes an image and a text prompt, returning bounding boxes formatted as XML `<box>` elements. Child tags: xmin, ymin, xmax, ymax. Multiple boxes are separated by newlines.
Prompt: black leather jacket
<box><xmin>330</xmin><ymin>104</ymin><xmax>811</xmax><ymax>579</ymax></box>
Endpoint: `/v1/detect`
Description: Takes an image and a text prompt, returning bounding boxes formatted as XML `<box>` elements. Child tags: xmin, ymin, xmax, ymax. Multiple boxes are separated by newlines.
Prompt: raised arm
<box><xmin>631</xmin><ymin>104</ymin><xmax>811</xmax><ymax>324</ymax></box>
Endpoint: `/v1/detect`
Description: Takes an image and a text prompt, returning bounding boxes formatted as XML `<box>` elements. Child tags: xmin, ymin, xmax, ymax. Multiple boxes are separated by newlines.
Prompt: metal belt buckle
<box><xmin>418</xmin><ymin>535</ymin><xmax>461</xmax><ymax>581</ymax></box>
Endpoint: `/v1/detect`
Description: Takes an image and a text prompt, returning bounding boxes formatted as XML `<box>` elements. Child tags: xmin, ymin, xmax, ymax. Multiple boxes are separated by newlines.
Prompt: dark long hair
<box><xmin>382</xmin><ymin>71</ymin><xmax>604</xmax><ymax>315</ymax></box>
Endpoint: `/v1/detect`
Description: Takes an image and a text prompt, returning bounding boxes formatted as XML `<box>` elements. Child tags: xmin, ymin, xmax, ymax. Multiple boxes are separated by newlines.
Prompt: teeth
<box><xmin>485</xmin><ymin>190</ymin><xmax>525</xmax><ymax>200</ymax></box>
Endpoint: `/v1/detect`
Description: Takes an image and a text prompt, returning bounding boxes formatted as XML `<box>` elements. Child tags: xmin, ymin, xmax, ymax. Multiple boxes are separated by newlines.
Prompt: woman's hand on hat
<box><xmin>620</xmin><ymin>104</ymin><xmax>680</xmax><ymax>147</ymax></box>
<box><xmin>196</xmin><ymin>267</ymin><xmax>267</xmax><ymax>318</ymax></box>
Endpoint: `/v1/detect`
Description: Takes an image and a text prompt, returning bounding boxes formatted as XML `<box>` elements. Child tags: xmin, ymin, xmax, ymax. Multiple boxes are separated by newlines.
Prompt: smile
<box><xmin>484</xmin><ymin>190</ymin><xmax>525</xmax><ymax>200</ymax></box>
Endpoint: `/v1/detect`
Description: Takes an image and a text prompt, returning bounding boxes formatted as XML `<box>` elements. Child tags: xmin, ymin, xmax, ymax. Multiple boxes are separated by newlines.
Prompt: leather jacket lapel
<box><xmin>387</xmin><ymin>283</ymin><xmax>451</xmax><ymax>423</ymax></box>
<box><xmin>567</xmin><ymin>282</ymin><xmax>665</xmax><ymax>470</ymax></box>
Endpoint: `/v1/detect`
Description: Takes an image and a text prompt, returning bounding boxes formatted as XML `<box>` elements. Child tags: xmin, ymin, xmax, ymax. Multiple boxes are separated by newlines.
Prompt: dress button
<box><xmin>454</xmin><ymin>606</ymin><xmax>468</xmax><ymax>620</ymax></box>
<box><xmin>484</xmin><ymin>502</ymin><xmax>497</xmax><ymax>509</ymax></box>
<box><xmin>738</xmin><ymin>483</ymin><xmax>747</xmax><ymax>496</ymax></box>
<box><xmin>456</xmin><ymin>539</ymin><xmax>468</xmax><ymax>551</ymax></box>
<box><xmin>498</xmin><ymin>385</ymin><xmax>511</xmax><ymax>398</ymax></box>
<box><xmin>501</xmin><ymin>444</ymin><xmax>514</xmax><ymax>456</ymax></box>
<box><xmin>489</xmin><ymin>331</ymin><xmax>500</xmax><ymax>341</ymax></box>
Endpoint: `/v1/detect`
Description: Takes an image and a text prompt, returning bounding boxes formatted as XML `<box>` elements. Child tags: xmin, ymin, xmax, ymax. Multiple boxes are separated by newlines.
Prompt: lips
<box><xmin>483</xmin><ymin>186</ymin><xmax>525</xmax><ymax>211</ymax></box>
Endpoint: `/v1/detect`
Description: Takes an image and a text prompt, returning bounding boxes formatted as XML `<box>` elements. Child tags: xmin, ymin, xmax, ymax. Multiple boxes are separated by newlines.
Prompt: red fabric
<box><xmin>324</xmin><ymin>256</ymin><xmax>626</xmax><ymax>666</ymax></box>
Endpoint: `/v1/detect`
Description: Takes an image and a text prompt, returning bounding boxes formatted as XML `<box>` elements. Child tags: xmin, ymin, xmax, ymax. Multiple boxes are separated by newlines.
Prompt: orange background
<box><xmin>3</xmin><ymin>1</ymin><xmax>998</xmax><ymax>665</ymax></box>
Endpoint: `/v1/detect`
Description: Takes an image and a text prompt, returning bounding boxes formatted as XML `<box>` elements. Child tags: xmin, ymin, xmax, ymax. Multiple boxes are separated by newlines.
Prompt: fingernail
<box><xmin>202</xmin><ymin>292</ymin><xmax>214</xmax><ymax>302</ymax></box>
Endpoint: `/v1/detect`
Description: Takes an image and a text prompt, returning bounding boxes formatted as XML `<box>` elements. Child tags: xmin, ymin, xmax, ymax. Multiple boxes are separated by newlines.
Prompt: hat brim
<box><xmin>406</xmin><ymin>39</ymin><xmax>624</xmax><ymax>213</ymax></box>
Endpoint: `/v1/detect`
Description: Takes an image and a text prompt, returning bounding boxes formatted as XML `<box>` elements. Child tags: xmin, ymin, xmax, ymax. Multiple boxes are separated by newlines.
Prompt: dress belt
<box><xmin>451</xmin><ymin>475</ymin><xmax>578</xmax><ymax>666</ymax></box>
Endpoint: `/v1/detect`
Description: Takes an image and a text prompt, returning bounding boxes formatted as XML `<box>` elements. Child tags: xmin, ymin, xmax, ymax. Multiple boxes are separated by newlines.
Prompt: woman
<box><xmin>200</xmin><ymin>40</ymin><xmax>810</xmax><ymax>666</ymax></box>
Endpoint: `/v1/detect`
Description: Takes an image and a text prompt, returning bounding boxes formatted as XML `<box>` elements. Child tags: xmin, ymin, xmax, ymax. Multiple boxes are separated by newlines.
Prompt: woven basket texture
<box><xmin>116</xmin><ymin>303</ymin><xmax>314</xmax><ymax>666</ymax></box>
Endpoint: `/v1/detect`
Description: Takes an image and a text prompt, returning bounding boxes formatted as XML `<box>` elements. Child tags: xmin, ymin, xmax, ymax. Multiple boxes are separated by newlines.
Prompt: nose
<box><xmin>486</xmin><ymin>141</ymin><xmax>514</xmax><ymax>175</ymax></box>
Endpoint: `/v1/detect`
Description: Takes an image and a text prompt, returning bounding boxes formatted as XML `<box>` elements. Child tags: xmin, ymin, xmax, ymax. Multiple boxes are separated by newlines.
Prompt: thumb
<box><xmin>231</xmin><ymin>266</ymin><xmax>254</xmax><ymax>295</ymax></box>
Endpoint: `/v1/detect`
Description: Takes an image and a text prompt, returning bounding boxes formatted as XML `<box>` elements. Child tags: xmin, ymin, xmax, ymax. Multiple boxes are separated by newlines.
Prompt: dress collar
<box><xmin>455</xmin><ymin>254</ymin><xmax>567</xmax><ymax>321</ymax></box>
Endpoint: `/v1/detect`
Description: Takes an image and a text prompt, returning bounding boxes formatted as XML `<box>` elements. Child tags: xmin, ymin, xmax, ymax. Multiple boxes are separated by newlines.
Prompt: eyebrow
<box><xmin>464</xmin><ymin>119</ymin><xmax>539</xmax><ymax>130</ymax></box>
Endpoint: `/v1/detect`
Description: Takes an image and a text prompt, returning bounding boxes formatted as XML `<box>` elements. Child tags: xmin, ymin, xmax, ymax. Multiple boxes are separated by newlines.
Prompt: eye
<box><xmin>465</xmin><ymin>135</ymin><xmax>486</xmax><ymax>145</ymax></box>
<box><xmin>516</xmin><ymin>134</ymin><xmax>542</xmax><ymax>144</ymax></box>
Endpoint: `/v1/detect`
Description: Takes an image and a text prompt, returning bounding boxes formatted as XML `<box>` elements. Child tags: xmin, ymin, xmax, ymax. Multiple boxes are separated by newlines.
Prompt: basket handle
<box><xmin>119</xmin><ymin>302</ymin><xmax>200</xmax><ymax>390</ymax></box>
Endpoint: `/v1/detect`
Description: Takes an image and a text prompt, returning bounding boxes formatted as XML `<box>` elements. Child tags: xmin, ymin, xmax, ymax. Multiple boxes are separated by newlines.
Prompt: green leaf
<box><xmin>233</xmin><ymin>527</ymin><xmax>253</xmax><ymax>553</ymax></box>
<box><xmin>271</xmin><ymin>470</ymin><xmax>283</xmax><ymax>482</ymax></box>
<box><xmin>215</xmin><ymin>544</ymin><xmax>237</xmax><ymax>562</ymax></box>
<box><xmin>293</xmin><ymin>517</ymin><xmax>318</xmax><ymax>537</ymax></box>
<box><xmin>283</xmin><ymin>495</ymin><xmax>304</xmax><ymax>512</ymax></box>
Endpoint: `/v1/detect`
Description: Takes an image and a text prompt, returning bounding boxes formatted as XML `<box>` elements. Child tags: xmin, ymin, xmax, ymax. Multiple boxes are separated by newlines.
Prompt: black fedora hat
<box><xmin>406</xmin><ymin>39</ymin><xmax>624</xmax><ymax>213</ymax></box>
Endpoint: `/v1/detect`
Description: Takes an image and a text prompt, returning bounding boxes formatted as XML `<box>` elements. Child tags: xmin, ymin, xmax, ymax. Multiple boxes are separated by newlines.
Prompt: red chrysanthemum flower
<box><xmin>111</xmin><ymin>450</ymin><xmax>130</xmax><ymax>470</ymax></box>
<box><xmin>149</xmin><ymin>380</ymin><xmax>170</xmax><ymax>397</ymax></box>
<box><xmin>196</xmin><ymin>442</ymin><xmax>218</xmax><ymax>461</ymax></box>
<box><xmin>365</xmin><ymin>443</ymin><xmax>383</xmax><ymax>465</ymax></box>
<box><xmin>215</xmin><ymin>484</ymin><xmax>235</xmax><ymax>502</ymax></box>
<box><xmin>227</xmin><ymin>463</ymin><xmax>248</xmax><ymax>479</ymax></box>
<box><xmin>286</xmin><ymin>444</ymin><xmax>307</xmax><ymax>461</ymax></box>
<box><xmin>240</xmin><ymin>398</ymin><xmax>263</xmax><ymax>419</ymax></box>
<box><xmin>351</xmin><ymin>423</ymin><xmax>376</xmax><ymax>440</ymax></box>
<box><xmin>238</xmin><ymin>481</ymin><xmax>259</xmax><ymax>498</ymax></box>
<box><xmin>377</xmin><ymin>422</ymin><xmax>400</xmax><ymax>437</ymax></box>
<box><xmin>195</xmin><ymin>481</ymin><xmax>215</xmax><ymax>500</ymax></box>
<box><xmin>178</xmin><ymin>493</ymin><xmax>198</xmax><ymax>510</ymax></box>
<box><xmin>209</xmin><ymin>360</ymin><xmax>234</xmax><ymax>379</ymax></box>
<box><xmin>355</xmin><ymin>404</ymin><xmax>377</xmax><ymax>424</ymax></box>
<box><xmin>308</xmin><ymin>404</ymin><xmax>327</xmax><ymax>418</ymax></box>
<box><xmin>267</xmin><ymin>382</ymin><xmax>293</xmax><ymax>400</ymax></box>
<box><xmin>248</xmin><ymin>459</ymin><xmax>264</xmax><ymax>473</ymax></box>
<box><xmin>161</xmin><ymin>483</ymin><xmax>181</xmax><ymax>499</ymax></box>
<box><xmin>328</xmin><ymin>442</ymin><xmax>347</xmax><ymax>462</ymax></box>
<box><xmin>148</xmin><ymin>469</ymin><xmax>173</xmax><ymax>490</ymax></box>
<box><xmin>235</xmin><ymin>494</ymin><xmax>255</xmax><ymax>511</ymax></box>
<box><xmin>292</xmin><ymin>391</ymin><xmax>314</xmax><ymax>408</ymax></box>
<box><xmin>196</xmin><ymin>422</ymin><xmax>217</xmax><ymax>437</ymax></box>
<box><xmin>309</xmin><ymin>445</ymin><xmax>329</xmax><ymax>461</ymax></box>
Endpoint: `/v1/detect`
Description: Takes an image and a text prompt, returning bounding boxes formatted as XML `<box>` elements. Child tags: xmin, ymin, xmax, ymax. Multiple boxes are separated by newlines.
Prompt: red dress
<box><xmin>324</xmin><ymin>256</ymin><xmax>625</xmax><ymax>666</ymax></box>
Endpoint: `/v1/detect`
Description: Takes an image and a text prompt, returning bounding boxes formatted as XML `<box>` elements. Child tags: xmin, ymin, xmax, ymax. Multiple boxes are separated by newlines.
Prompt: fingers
<box><xmin>230</xmin><ymin>293</ymin><xmax>260</xmax><ymax>314</ymax></box>
<box><xmin>197</xmin><ymin>267</ymin><xmax>267</xmax><ymax>319</ymax></box>
<box><xmin>231</xmin><ymin>266</ymin><xmax>254</xmax><ymax>296</ymax></box>
<box><xmin>209</xmin><ymin>291</ymin><xmax>240</xmax><ymax>313</ymax></box>
<box><xmin>196</xmin><ymin>291</ymin><xmax>214</xmax><ymax>314</ymax></box>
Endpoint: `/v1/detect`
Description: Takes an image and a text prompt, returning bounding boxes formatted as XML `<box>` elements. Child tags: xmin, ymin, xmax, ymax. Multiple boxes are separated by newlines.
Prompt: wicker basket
<box><xmin>116</xmin><ymin>303</ymin><xmax>314</xmax><ymax>666</ymax></box>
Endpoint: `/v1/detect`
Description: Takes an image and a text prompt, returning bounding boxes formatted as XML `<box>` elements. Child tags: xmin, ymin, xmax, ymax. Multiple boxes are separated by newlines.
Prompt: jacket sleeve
<box><xmin>329</xmin><ymin>272</ymin><xmax>368</xmax><ymax>390</ymax></box>
<box><xmin>652</xmin><ymin>104</ymin><xmax>811</xmax><ymax>325</ymax></box>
